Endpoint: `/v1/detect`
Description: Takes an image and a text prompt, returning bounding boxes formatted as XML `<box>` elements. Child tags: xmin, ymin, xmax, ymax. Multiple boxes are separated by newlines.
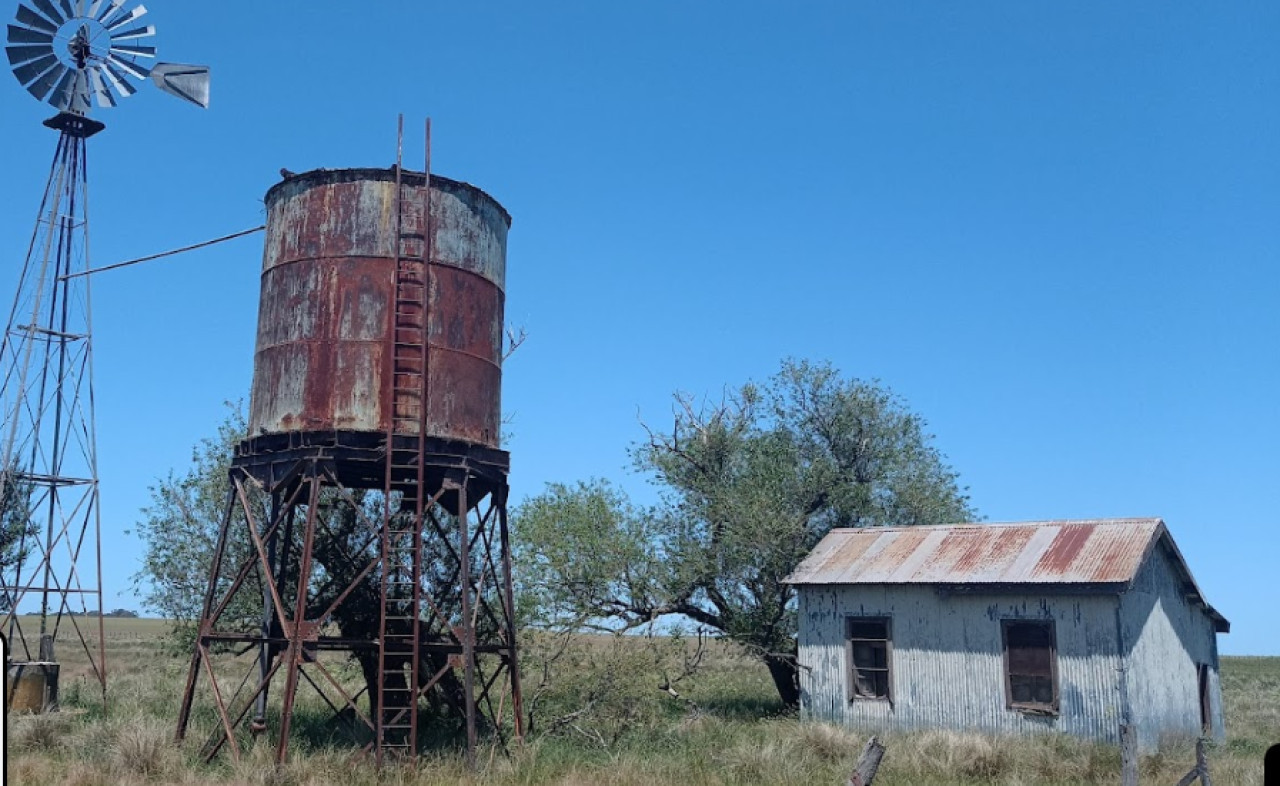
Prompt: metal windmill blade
<box><xmin>5</xmin><ymin>0</ymin><xmax>208</xmax><ymax>113</ymax></box>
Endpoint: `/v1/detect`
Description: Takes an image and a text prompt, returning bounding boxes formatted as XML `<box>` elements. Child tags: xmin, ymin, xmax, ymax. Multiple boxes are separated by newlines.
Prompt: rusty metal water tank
<box><xmin>247</xmin><ymin>168</ymin><xmax>509</xmax><ymax>452</ymax></box>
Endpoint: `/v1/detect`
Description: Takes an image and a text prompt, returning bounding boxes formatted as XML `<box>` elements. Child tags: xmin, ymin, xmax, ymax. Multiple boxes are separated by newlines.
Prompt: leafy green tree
<box><xmin>515</xmin><ymin>359</ymin><xmax>976</xmax><ymax>707</ymax></box>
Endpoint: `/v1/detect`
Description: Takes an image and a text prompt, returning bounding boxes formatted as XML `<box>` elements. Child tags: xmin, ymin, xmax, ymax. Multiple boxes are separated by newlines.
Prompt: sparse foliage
<box><xmin>131</xmin><ymin>403</ymin><xmax>266</xmax><ymax>648</ymax></box>
<box><xmin>0</xmin><ymin>468</ymin><xmax>37</xmax><ymax>612</ymax></box>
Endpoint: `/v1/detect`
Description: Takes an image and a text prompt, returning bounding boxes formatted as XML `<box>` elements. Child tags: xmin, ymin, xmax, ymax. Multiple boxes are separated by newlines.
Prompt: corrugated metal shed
<box><xmin>786</xmin><ymin>518</ymin><xmax>1228</xmax><ymax>631</ymax></box>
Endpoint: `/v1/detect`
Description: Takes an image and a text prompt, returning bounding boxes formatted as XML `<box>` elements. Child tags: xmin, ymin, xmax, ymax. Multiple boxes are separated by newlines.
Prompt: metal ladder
<box><xmin>377</xmin><ymin>116</ymin><xmax>432</xmax><ymax>762</ymax></box>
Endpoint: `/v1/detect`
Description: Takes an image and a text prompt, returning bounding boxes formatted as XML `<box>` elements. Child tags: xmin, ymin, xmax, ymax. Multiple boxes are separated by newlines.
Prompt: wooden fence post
<box><xmin>846</xmin><ymin>736</ymin><xmax>886</xmax><ymax>786</ymax></box>
<box><xmin>1197</xmin><ymin>737</ymin><xmax>1211</xmax><ymax>786</ymax></box>
<box><xmin>1176</xmin><ymin>737</ymin><xmax>1212</xmax><ymax>786</ymax></box>
<box><xmin>1120</xmin><ymin>723</ymin><xmax>1139</xmax><ymax>786</ymax></box>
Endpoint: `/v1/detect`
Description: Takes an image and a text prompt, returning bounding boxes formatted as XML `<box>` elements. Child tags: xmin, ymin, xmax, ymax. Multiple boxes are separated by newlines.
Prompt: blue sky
<box><xmin>0</xmin><ymin>2</ymin><xmax>1275</xmax><ymax>654</ymax></box>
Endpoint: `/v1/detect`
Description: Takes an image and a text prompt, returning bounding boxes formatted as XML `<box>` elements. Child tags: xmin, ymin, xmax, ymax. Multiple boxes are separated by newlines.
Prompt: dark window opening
<box><xmin>1197</xmin><ymin>663</ymin><xmax>1211</xmax><ymax>733</ymax></box>
<box><xmin>846</xmin><ymin>617</ymin><xmax>891</xmax><ymax>702</ymax></box>
<box><xmin>1002</xmin><ymin>620</ymin><xmax>1058</xmax><ymax>712</ymax></box>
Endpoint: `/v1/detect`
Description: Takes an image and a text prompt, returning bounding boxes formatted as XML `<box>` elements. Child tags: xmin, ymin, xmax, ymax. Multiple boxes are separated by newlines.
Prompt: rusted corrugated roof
<box><xmin>785</xmin><ymin>518</ymin><xmax>1228</xmax><ymax>632</ymax></box>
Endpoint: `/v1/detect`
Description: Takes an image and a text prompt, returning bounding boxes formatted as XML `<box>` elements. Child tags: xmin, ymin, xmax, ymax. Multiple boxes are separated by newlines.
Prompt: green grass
<box><xmin>6</xmin><ymin>620</ymin><xmax>1274</xmax><ymax>785</ymax></box>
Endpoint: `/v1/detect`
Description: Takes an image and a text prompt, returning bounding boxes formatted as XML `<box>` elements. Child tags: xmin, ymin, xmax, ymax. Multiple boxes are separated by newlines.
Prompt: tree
<box><xmin>0</xmin><ymin>467</ymin><xmax>40</xmax><ymax>613</ymax></box>
<box><xmin>132</xmin><ymin>404</ymin><xmax>267</xmax><ymax>645</ymax></box>
<box><xmin>133</xmin><ymin>405</ymin><xmax>472</xmax><ymax>720</ymax></box>
<box><xmin>514</xmin><ymin>359</ymin><xmax>976</xmax><ymax>707</ymax></box>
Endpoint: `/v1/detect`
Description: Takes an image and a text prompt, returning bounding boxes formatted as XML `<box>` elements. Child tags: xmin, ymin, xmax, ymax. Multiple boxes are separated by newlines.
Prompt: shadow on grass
<box><xmin>282</xmin><ymin>704</ymin><xmax>507</xmax><ymax>759</ymax></box>
<box><xmin>696</xmin><ymin>693</ymin><xmax>792</xmax><ymax>721</ymax></box>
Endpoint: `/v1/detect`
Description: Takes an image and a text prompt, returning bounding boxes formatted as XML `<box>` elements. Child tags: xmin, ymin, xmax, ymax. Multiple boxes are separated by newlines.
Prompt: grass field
<box><xmin>6</xmin><ymin>618</ymin><xmax>1274</xmax><ymax>785</ymax></box>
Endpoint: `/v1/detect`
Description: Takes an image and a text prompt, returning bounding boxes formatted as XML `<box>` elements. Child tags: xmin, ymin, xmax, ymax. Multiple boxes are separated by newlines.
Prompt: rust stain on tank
<box><xmin>248</xmin><ymin>168</ymin><xmax>510</xmax><ymax>449</ymax></box>
<box><xmin>1033</xmin><ymin>524</ymin><xmax>1095</xmax><ymax>575</ymax></box>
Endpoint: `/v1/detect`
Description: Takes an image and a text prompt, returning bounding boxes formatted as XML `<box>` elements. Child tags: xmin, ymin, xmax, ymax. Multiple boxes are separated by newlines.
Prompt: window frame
<box><xmin>844</xmin><ymin>615</ymin><xmax>893</xmax><ymax>704</ymax></box>
<box><xmin>1000</xmin><ymin>619</ymin><xmax>1060</xmax><ymax>715</ymax></box>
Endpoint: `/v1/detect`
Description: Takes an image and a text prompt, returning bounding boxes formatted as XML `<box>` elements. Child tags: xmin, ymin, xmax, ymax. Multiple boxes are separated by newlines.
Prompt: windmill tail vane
<box><xmin>6</xmin><ymin>0</ymin><xmax>210</xmax><ymax>113</ymax></box>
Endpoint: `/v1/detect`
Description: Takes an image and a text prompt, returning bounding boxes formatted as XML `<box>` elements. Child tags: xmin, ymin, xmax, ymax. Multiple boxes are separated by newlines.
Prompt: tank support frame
<box><xmin>173</xmin><ymin>444</ymin><xmax>523</xmax><ymax>765</ymax></box>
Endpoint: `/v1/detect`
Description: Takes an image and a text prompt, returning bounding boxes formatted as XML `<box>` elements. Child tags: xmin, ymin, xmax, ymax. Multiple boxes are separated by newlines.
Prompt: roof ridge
<box><xmin>826</xmin><ymin>517</ymin><xmax>1162</xmax><ymax>535</ymax></box>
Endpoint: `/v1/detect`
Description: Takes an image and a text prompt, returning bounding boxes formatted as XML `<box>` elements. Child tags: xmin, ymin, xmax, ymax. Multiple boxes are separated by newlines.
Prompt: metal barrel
<box><xmin>247</xmin><ymin>168</ymin><xmax>509</xmax><ymax>451</ymax></box>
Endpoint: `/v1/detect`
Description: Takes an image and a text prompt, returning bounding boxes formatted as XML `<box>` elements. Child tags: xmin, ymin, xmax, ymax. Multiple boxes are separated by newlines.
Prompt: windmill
<box><xmin>7</xmin><ymin>0</ymin><xmax>209</xmax><ymax>113</ymax></box>
<box><xmin>1</xmin><ymin>0</ymin><xmax>208</xmax><ymax>712</ymax></box>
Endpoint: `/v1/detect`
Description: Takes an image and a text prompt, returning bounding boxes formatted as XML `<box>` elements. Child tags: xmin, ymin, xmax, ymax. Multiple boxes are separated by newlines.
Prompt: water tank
<box><xmin>247</xmin><ymin>168</ymin><xmax>509</xmax><ymax>451</ymax></box>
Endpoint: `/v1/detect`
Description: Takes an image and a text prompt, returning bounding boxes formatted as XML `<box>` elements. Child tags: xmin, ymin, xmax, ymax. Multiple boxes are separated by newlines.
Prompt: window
<box><xmin>1002</xmin><ymin>620</ymin><xmax>1058</xmax><ymax>712</ymax></box>
<box><xmin>846</xmin><ymin>617</ymin><xmax>891</xmax><ymax>702</ymax></box>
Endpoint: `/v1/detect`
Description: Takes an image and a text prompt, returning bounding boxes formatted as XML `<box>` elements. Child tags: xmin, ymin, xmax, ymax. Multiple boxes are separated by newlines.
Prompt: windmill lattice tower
<box><xmin>0</xmin><ymin>0</ymin><xmax>208</xmax><ymax>711</ymax></box>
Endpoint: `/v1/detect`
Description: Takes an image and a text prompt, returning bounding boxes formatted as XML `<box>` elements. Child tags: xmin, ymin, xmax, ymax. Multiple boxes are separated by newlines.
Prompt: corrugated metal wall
<box><xmin>1119</xmin><ymin>546</ymin><xmax>1225</xmax><ymax>749</ymax></box>
<box><xmin>797</xmin><ymin>585</ymin><xmax>1125</xmax><ymax>742</ymax></box>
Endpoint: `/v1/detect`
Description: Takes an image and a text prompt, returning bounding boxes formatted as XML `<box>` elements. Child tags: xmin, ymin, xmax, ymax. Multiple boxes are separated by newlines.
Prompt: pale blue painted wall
<box><xmin>1119</xmin><ymin>545</ymin><xmax>1225</xmax><ymax>749</ymax></box>
<box><xmin>797</xmin><ymin>564</ymin><xmax>1225</xmax><ymax>750</ymax></box>
<box><xmin>797</xmin><ymin>585</ymin><xmax>1124</xmax><ymax>741</ymax></box>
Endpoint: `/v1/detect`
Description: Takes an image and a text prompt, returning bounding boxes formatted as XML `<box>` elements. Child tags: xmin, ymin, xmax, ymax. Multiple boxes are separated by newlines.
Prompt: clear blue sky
<box><xmin>0</xmin><ymin>2</ymin><xmax>1275</xmax><ymax>654</ymax></box>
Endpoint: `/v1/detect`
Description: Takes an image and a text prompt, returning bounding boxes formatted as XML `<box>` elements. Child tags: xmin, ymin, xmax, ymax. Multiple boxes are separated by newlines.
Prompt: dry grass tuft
<box><xmin>111</xmin><ymin>718</ymin><xmax>179</xmax><ymax>778</ymax></box>
<box><xmin>718</xmin><ymin>734</ymin><xmax>796</xmax><ymax>783</ymax></box>
<box><xmin>891</xmin><ymin>729</ymin><xmax>1007</xmax><ymax>780</ymax></box>
<box><xmin>57</xmin><ymin>762</ymin><xmax>121</xmax><ymax>786</ymax></box>
<box><xmin>11</xmin><ymin>712</ymin><xmax>77</xmax><ymax>751</ymax></box>
<box><xmin>793</xmin><ymin>720</ymin><xmax>861</xmax><ymax>764</ymax></box>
